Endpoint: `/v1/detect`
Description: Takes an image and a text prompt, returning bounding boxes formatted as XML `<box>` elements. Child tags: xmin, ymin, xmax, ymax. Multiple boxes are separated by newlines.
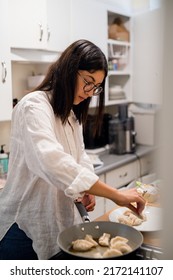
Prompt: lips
<box><xmin>79</xmin><ymin>96</ymin><xmax>86</xmax><ymax>101</ymax></box>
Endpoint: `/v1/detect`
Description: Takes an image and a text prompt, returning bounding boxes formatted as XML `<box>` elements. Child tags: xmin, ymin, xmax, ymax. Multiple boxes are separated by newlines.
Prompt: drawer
<box><xmin>105</xmin><ymin>161</ymin><xmax>139</xmax><ymax>189</ymax></box>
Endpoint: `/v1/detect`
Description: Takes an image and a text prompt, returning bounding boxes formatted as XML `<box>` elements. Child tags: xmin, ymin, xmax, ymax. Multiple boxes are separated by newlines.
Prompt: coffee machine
<box><xmin>109</xmin><ymin>104</ymin><xmax>136</xmax><ymax>155</ymax></box>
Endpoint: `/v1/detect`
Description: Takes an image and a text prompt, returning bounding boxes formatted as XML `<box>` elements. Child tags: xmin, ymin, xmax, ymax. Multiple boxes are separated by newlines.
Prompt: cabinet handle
<box><xmin>47</xmin><ymin>26</ymin><xmax>51</xmax><ymax>42</ymax></box>
<box><xmin>39</xmin><ymin>23</ymin><xmax>43</xmax><ymax>41</ymax></box>
<box><xmin>1</xmin><ymin>61</ymin><xmax>7</xmax><ymax>83</ymax></box>
<box><xmin>119</xmin><ymin>172</ymin><xmax>128</xmax><ymax>178</ymax></box>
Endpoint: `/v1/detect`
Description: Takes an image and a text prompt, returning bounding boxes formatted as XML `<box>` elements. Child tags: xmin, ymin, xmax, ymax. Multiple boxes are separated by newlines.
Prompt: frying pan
<box><xmin>57</xmin><ymin>202</ymin><xmax>143</xmax><ymax>259</ymax></box>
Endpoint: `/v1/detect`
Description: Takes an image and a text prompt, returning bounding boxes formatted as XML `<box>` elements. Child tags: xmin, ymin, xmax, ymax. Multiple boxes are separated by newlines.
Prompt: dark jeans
<box><xmin>0</xmin><ymin>223</ymin><xmax>38</xmax><ymax>260</ymax></box>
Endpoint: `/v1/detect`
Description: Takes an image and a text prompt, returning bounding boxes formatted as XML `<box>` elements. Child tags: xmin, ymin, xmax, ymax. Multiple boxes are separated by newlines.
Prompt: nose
<box><xmin>84</xmin><ymin>89</ymin><xmax>94</xmax><ymax>97</ymax></box>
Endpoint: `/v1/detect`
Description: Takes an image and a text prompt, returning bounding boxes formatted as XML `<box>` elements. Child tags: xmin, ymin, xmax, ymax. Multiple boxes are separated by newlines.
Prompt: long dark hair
<box><xmin>33</xmin><ymin>39</ymin><xmax>108</xmax><ymax>135</ymax></box>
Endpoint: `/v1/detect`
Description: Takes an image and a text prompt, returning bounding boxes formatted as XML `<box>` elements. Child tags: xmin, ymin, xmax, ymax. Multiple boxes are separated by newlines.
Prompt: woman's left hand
<box><xmin>81</xmin><ymin>193</ymin><xmax>96</xmax><ymax>212</ymax></box>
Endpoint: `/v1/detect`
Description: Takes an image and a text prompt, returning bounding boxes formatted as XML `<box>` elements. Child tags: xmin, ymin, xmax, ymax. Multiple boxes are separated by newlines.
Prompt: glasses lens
<box><xmin>84</xmin><ymin>83</ymin><xmax>95</xmax><ymax>92</ymax></box>
<box><xmin>93</xmin><ymin>86</ymin><xmax>103</xmax><ymax>96</ymax></box>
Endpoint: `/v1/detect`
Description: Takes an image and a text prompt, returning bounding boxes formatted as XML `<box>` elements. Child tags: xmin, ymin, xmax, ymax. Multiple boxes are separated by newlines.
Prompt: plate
<box><xmin>109</xmin><ymin>206</ymin><xmax>162</xmax><ymax>232</ymax></box>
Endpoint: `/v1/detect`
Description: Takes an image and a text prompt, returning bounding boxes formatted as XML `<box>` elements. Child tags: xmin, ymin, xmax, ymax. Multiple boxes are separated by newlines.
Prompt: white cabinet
<box><xmin>105</xmin><ymin>161</ymin><xmax>140</xmax><ymax>212</ymax></box>
<box><xmin>133</xmin><ymin>8</ymin><xmax>163</xmax><ymax>105</ymax></box>
<box><xmin>89</xmin><ymin>174</ymin><xmax>105</xmax><ymax>221</ymax></box>
<box><xmin>70</xmin><ymin>0</ymin><xmax>107</xmax><ymax>108</ymax></box>
<box><xmin>139</xmin><ymin>153</ymin><xmax>154</xmax><ymax>177</ymax></box>
<box><xmin>9</xmin><ymin>0</ymin><xmax>70</xmax><ymax>52</ymax></box>
<box><xmin>105</xmin><ymin>160</ymin><xmax>139</xmax><ymax>212</ymax></box>
<box><xmin>70</xmin><ymin>0</ymin><xmax>107</xmax><ymax>54</ymax></box>
<box><xmin>106</xmin><ymin>5</ymin><xmax>163</xmax><ymax>106</ymax></box>
<box><xmin>104</xmin><ymin>152</ymin><xmax>154</xmax><ymax>212</ymax></box>
<box><xmin>0</xmin><ymin>0</ymin><xmax>12</xmax><ymax>121</ymax></box>
<box><xmin>106</xmin><ymin>161</ymin><xmax>139</xmax><ymax>189</ymax></box>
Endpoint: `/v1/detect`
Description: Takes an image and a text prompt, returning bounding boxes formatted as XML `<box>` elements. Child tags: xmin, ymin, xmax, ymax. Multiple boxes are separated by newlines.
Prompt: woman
<box><xmin>0</xmin><ymin>40</ymin><xmax>145</xmax><ymax>260</ymax></box>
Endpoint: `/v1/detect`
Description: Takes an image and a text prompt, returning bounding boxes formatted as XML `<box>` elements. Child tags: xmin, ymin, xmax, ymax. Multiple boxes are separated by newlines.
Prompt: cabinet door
<box><xmin>89</xmin><ymin>174</ymin><xmax>105</xmax><ymax>221</ymax></box>
<box><xmin>133</xmin><ymin>8</ymin><xmax>163</xmax><ymax>104</ymax></box>
<box><xmin>9</xmin><ymin>0</ymin><xmax>46</xmax><ymax>49</ymax></box>
<box><xmin>70</xmin><ymin>0</ymin><xmax>107</xmax><ymax>54</ymax></box>
<box><xmin>46</xmin><ymin>0</ymin><xmax>70</xmax><ymax>52</ymax></box>
<box><xmin>0</xmin><ymin>0</ymin><xmax>12</xmax><ymax>121</ymax></box>
<box><xmin>9</xmin><ymin>0</ymin><xmax>70</xmax><ymax>52</ymax></box>
<box><xmin>139</xmin><ymin>154</ymin><xmax>154</xmax><ymax>177</ymax></box>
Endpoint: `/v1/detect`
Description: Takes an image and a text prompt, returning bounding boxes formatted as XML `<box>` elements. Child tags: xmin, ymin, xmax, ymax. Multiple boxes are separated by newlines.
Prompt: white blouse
<box><xmin>0</xmin><ymin>91</ymin><xmax>99</xmax><ymax>259</ymax></box>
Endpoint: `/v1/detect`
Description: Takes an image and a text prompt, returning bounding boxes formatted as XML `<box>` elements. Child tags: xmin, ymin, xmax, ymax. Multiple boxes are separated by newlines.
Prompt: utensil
<box><xmin>57</xmin><ymin>202</ymin><xmax>143</xmax><ymax>259</ymax></box>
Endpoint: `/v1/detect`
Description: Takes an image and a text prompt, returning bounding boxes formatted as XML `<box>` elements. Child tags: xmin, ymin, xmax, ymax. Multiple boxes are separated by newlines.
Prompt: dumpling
<box><xmin>72</xmin><ymin>239</ymin><xmax>95</xmax><ymax>252</ymax></box>
<box><xmin>110</xmin><ymin>241</ymin><xmax>132</xmax><ymax>253</ymax></box>
<box><xmin>124</xmin><ymin>209</ymin><xmax>146</xmax><ymax>221</ymax></box>
<box><xmin>118</xmin><ymin>215</ymin><xmax>133</xmax><ymax>226</ymax></box>
<box><xmin>118</xmin><ymin>209</ymin><xmax>146</xmax><ymax>226</ymax></box>
<box><xmin>110</xmin><ymin>236</ymin><xmax>128</xmax><ymax>247</ymax></box>
<box><xmin>124</xmin><ymin>210</ymin><xmax>146</xmax><ymax>225</ymax></box>
<box><xmin>98</xmin><ymin>233</ymin><xmax>111</xmax><ymax>247</ymax></box>
<box><xmin>119</xmin><ymin>243</ymin><xmax>132</xmax><ymax>254</ymax></box>
<box><xmin>103</xmin><ymin>248</ymin><xmax>122</xmax><ymax>258</ymax></box>
<box><xmin>85</xmin><ymin>234</ymin><xmax>98</xmax><ymax>247</ymax></box>
<box><xmin>92</xmin><ymin>252</ymin><xmax>103</xmax><ymax>259</ymax></box>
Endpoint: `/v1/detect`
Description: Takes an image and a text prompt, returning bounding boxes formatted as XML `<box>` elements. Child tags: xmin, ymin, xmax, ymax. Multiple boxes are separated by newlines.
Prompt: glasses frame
<box><xmin>77</xmin><ymin>72</ymin><xmax>103</xmax><ymax>96</ymax></box>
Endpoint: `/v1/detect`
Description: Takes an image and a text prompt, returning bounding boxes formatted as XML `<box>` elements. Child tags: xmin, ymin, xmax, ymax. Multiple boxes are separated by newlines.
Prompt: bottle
<box><xmin>0</xmin><ymin>145</ymin><xmax>9</xmax><ymax>175</ymax></box>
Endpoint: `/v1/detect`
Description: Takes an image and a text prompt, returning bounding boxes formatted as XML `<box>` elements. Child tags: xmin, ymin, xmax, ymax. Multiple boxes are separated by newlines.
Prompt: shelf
<box><xmin>108</xmin><ymin>70</ymin><xmax>131</xmax><ymax>76</ymax></box>
<box><xmin>106</xmin><ymin>9</ymin><xmax>132</xmax><ymax>106</ymax></box>
<box><xmin>10</xmin><ymin>48</ymin><xmax>60</xmax><ymax>63</ymax></box>
<box><xmin>108</xmin><ymin>38</ymin><xmax>131</xmax><ymax>47</ymax></box>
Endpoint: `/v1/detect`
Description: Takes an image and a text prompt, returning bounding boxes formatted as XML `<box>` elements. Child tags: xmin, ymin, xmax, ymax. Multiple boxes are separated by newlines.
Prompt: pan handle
<box><xmin>75</xmin><ymin>201</ymin><xmax>91</xmax><ymax>223</ymax></box>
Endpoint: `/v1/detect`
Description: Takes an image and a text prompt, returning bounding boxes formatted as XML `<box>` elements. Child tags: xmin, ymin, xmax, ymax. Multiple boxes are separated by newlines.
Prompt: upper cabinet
<box><xmin>0</xmin><ymin>0</ymin><xmax>13</xmax><ymax>121</ymax></box>
<box><xmin>70</xmin><ymin>0</ymin><xmax>107</xmax><ymax>54</ymax></box>
<box><xmin>70</xmin><ymin>0</ymin><xmax>107</xmax><ymax>108</ymax></box>
<box><xmin>133</xmin><ymin>8</ymin><xmax>163</xmax><ymax>105</ymax></box>
<box><xmin>9</xmin><ymin>0</ymin><xmax>70</xmax><ymax>52</ymax></box>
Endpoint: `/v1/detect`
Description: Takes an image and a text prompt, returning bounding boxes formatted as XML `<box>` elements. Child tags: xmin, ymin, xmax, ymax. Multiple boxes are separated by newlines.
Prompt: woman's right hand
<box><xmin>113</xmin><ymin>188</ymin><xmax>146</xmax><ymax>215</ymax></box>
<box><xmin>88</xmin><ymin>179</ymin><xmax>146</xmax><ymax>215</ymax></box>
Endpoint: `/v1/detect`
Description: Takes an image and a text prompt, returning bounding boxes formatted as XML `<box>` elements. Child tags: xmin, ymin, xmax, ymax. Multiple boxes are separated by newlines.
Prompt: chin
<box><xmin>73</xmin><ymin>100</ymin><xmax>80</xmax><ymax>105</ymax></box>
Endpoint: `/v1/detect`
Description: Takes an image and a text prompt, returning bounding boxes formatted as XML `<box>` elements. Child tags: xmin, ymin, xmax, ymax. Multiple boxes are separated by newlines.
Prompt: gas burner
<box><xmin>135</xmin><ymin>244</ymin><xmax>163</xmax><ymax>260</ymax></box>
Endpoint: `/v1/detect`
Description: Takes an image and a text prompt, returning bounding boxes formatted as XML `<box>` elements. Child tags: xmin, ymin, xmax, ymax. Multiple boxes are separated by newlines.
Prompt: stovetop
<box><xmin>135</xmin><ymin>243</ymin><xmax>163</xmax><ymax>260</ymax></box>
<box><xmin>50</xmin><ymin>244</ymin><xmax>163</xmax><ymax>260</ymax></box>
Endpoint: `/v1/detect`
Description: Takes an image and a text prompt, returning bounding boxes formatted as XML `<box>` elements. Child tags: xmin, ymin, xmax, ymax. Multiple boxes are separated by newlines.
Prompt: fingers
<box><xmin>85</xmin><ymin>200</ymin><xmax>95</xmax><ymax>211</ymax></box>
<box><xmin>82</xmin><ymin>194</ymin><xmax>96</xmax><ymax>212</ymax></box>
<box><xmin>121</xmin><ymin>187</ymin><xmax>145</xmax><ymax>214</ymax></box>
<box><xmin>127</xmin><ymin>192</ymin><xmax>146</xmax><ymax>215</ymax></box>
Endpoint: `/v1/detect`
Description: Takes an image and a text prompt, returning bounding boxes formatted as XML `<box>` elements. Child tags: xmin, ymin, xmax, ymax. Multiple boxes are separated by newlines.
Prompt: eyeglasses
<box><xmin>78</xmin><ymin>72</ymin><xmax>103</xmax><ymax>96</ymax></box>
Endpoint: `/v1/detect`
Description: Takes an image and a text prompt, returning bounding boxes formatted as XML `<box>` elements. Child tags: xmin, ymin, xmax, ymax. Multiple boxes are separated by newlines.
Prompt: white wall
<box><xmin>160</xmin><ymin>0</ymin><xmax>173</xmax><ymax>259</ymax></box>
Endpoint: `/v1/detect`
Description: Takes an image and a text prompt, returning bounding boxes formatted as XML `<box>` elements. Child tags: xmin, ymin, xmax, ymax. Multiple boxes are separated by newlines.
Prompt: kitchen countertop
<box><xmin>94</xmin><ymin>144</ymin><xmax>155</xmax><ymax>176</ymax></box>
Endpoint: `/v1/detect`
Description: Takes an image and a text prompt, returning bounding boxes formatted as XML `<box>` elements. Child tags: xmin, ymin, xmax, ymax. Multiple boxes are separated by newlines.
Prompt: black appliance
<box><xmin>109</xmin><ymin>104</ymin><xmax>136</xmax><ymax>155</ymax></box>
<box><xmin>83</xmin><ymin>113</ymin><xmax>112</xmax><ymax>149</ymax></box>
